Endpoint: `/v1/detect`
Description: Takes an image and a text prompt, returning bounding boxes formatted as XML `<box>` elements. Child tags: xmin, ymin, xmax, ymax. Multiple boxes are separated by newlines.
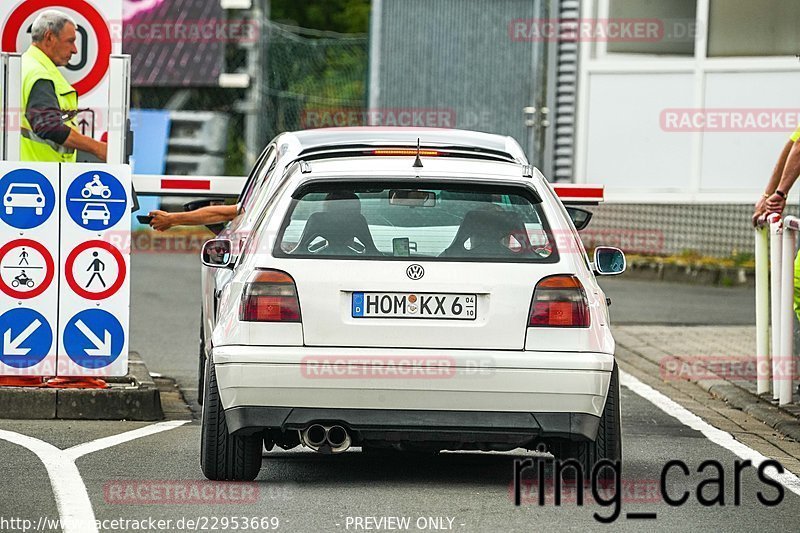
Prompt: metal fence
<box><xmin>129</xmin><ymin>19</ymin><xmax>368</xmax><ymax>176</ymax></box>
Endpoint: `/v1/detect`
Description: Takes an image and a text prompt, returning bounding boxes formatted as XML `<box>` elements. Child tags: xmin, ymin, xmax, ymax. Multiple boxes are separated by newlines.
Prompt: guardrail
<box><xmin>755</xmin><ymin>213</ymin><xmax>798</xmax><ymax>406</ymax></box>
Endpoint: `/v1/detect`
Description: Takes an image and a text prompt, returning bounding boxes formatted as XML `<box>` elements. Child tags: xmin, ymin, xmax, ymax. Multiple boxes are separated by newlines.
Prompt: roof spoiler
<box><xmin>553</xmin><ymin>184</ymin><xmax>605</xmax><ymax>206</ymax></box>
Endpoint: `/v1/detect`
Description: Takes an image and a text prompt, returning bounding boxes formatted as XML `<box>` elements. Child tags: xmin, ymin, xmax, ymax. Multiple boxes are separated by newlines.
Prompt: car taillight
<box><xmin>240</xmin><ymin>270</ymin><xmax>301</xmax><ymax>322</ymax></box>
<box><xmin>529</xmin><ymin>275</ymin><xmax>590</xmax><ymax>328</ymax></box>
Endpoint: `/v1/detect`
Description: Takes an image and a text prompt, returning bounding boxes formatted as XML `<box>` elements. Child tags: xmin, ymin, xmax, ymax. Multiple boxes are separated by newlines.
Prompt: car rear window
<box><xmin>274</xmin><ymin>181</ymin><xmax>558</xmax><ymax>262</ymax></box>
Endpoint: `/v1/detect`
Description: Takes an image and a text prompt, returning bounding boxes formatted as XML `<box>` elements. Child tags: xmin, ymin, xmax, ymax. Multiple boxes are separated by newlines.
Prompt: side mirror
<box><xmin>184</xmin><ymin>198</ymin><xmax>227</xmax><ymax>236</ymax></box>
<box><xmin>566</xmin><ymin>207</ymin><xmax>593</xmax><ymax>231</ymax></box>
<box><xmin>201</xmin><ymin>239</ymin><xmax>233</xmax><ymax>269</ymax></box>
<box><xmin>593</xmin><ymin>246</ymin><xmax>626</xmax><ymax>276</ymax></box>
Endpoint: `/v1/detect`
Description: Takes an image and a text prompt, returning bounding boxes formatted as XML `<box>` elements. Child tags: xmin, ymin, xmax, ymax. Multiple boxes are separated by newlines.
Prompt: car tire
<box><xmin>555</xmin><ymin>363</ymin><xmax>621</xmax><ymax>480</ymax></box>
<box><xmin>6</xmin><ymin>207</ymin><xmax>12</xmax><ymax>215</ymax></box>
<box><xmin>198</xmin><ymin>319</ymin><xmax>206</xmax><ymax>406</ymax></box>
<box><xmin>200</xmin><ymin>361</ymin><xmax>263</xmax><ymax>481</ymax></box>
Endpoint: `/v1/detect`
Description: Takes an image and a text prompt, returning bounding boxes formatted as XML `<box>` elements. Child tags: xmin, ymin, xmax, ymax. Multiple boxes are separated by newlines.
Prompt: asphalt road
<box><xmin>1</xmin><ymin>253</ymin><xmax>784</xmax><ymax>533</ymax></box>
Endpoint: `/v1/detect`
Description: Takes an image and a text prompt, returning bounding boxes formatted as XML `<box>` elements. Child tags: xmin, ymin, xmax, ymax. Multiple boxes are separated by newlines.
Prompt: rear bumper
<box><xmin>226</xmin><ymin>406</ymin><xmax>600</xmax><ymax>443</ymax></box>
<box><xmin>213</xmin><ymin>346</ymin><xmax>614</xmax><ymax>442</ymax></box>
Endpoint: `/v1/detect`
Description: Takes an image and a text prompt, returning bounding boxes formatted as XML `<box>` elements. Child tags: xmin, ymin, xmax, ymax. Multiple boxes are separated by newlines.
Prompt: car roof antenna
<box><xmin>413</xmin><ymin>138</ymin><xmax>424</xmax><ymax>168</ymax></box>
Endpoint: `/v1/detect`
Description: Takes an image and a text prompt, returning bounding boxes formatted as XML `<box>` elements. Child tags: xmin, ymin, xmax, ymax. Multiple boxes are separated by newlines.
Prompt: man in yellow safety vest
<box><xmin>20</xmin><ymin>10</ymin><xmax>107</xmax><ymax>163</ymax></box>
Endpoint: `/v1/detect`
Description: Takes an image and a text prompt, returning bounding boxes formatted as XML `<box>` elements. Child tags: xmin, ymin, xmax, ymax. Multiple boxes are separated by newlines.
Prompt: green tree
<box><xmin>271</xmin><ymin>0</ymin><xmax>370</xmax><ymax>33</ymax></box>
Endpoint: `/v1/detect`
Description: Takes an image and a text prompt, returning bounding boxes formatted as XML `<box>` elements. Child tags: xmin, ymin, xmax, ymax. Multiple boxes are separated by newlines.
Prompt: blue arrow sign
<box><xmin>0</xmin><ymin>308</ymin><xmax>53</xmax><ymax>368</ymax></box>
<box><xmin>65</xmin><ymin>170</ymin><xmax>128</xmax><ymax>231</ymax></box>
<box><xmin>63</xmin><ymin>309</ymin><xmax>124</xmax><ymax>369</ymax></box>
<box><xmin>0</xmin><ymin>168</ymin><xmax>55</xmax><ymax>229</ymax></box>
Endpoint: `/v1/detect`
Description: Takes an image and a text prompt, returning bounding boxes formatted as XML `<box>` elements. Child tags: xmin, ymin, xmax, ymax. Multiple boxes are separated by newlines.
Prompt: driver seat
<box><xmin>441</xmin><ymin>209</ymin><xmax>531</xmax><ymax>258</ymax></box>
<box><xmin>294</xmin><ymin>210</ymin><xmax>378</xmax><ymax>256</ymax></box>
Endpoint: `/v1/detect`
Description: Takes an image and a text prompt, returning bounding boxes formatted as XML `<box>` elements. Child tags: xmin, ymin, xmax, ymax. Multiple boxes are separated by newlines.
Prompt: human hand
<box><xmin>752</xmin><ymin>196</ymin><xmax>768</xmax><ymax>226</ymax></box>
<box><xmin>765</xmin><ymin>193</ymin><xmax>786</xmax><ymax>215</ymax></box>
<box><xmin>149</xmin><ymin>210</ymin><xmax>173</xmax><ymax>232</ymax></box>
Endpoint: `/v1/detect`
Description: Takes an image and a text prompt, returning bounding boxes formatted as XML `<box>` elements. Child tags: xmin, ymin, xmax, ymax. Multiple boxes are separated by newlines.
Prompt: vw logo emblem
<box><xmin>406</xmin><ymin>264</ymin><xmax>424</xmax><ymax>280</ymax></box>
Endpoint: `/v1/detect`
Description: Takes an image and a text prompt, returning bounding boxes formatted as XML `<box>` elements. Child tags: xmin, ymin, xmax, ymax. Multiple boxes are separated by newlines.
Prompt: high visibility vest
<box><xmin>20</xmin><ymin>45</ymin><xmax>78</xmax><ymax>163</ymax></box>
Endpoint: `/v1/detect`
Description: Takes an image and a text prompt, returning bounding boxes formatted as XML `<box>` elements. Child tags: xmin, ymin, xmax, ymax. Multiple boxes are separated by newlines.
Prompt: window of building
<box><xmin>606</xmin><ymin>0</ymin><xmax>697</xmax><ymax>56</ymax></box>
<box><xmin>707</xmin><ymin>0</ymin><xmax>800</xmax><ymax>57</ymax></box>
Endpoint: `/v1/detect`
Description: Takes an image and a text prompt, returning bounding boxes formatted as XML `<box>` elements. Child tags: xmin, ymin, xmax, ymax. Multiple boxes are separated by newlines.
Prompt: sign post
<box><xmin>58</xmin><ymin>163</ymin><xmax>130</xmax><ymax>376</ymax></box>
<box><xmin>0</xmin><ymin>162</ymin><xmax>60</xmax><ymax>377</ymax></box>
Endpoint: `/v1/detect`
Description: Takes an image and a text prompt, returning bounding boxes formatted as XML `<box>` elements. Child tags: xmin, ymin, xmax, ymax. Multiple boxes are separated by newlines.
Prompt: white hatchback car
<box><xmin>199</xmin><ymin>133</ymin><xmax>624</xmax><ymax>482</ymax></box>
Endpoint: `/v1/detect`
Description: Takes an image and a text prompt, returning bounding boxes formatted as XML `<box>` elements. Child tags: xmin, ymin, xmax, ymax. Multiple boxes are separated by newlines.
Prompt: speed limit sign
<box><xmin>0</xmin><ymin>0</ymin><xmax>121</xmax><ymax>101</ymax></box>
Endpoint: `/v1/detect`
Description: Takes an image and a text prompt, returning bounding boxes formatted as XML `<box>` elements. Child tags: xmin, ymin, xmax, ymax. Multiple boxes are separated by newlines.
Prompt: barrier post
<box><xmin>1</xmin><ymin>53</ymin><xmax>7</xmax><ymax>160</ymax></box>
<box><xmin>4</xmin><ymin>53</ymin><xmax>21</xmax><ymax>162</ymax></box>
<box><xmin>755</xmin><ymin>225</ymin><xmax>771</xmax><ymax>395</ymax></box>
<box><xmin>769</xmin><ymin>215</ymin><xmax>783</xmax><ymax>400</ymax></box>
<box><xmin>779</xmin><ymin>216</ymin><xmax>800</xmax><ymax>405</ymax></box>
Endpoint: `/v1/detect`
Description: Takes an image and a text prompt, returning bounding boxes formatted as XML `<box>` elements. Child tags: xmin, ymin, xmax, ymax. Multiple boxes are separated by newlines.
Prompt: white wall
<box><xmin>575</xmin><ymin>0</ymin><xmax>800</xmax><ymax>203</ymax></box>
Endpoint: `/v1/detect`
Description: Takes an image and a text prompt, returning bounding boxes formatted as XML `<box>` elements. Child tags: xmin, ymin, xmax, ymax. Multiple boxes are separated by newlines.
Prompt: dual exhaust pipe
<box><xmin>300</xmin><ymin>424</ymin><xmax>351</xmax><ymax>453</ymax></box>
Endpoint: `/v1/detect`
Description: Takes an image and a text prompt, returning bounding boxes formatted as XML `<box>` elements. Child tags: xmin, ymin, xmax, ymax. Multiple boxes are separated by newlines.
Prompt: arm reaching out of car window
<box><xmin>149</xmin><ymin>204</ymin><xmax>239</xmax><ymax>231</ymax></box>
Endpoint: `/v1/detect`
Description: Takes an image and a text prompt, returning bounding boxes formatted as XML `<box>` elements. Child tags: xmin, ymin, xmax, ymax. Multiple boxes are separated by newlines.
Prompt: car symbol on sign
<box><xmin>82</xmin><ymin>203</ymin><xmax>110</xmax><ymax>225</ymax></box>
<box><xmin>4</xmin><ymin>184</ymin><xmax>45</xmax><ymax>215</ymax></box>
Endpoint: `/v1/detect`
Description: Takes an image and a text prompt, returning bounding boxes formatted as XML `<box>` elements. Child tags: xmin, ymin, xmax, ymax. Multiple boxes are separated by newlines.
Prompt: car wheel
<box><xmin>6</xmin><ymin>207</ymin><xmax>12</xmax><ymax>215</ymax></box>
<box><xmin>198</xmin><ymin>319</ymin><xmax>206</xmax><ymax>406</ymax></box>
<box><xmin>200</xmin><ymin>360</ymin><xmax>262</xmax><ymax>481</ymax></box>
<box><xmin>554</xmin><ymin>363</ymin><xmax>621</xmax><ymax>480</ymax></box>
<box><xmin>35</xmin><ymin>208</ymin><xmax>42</xmax><ymax>216</ymax></box>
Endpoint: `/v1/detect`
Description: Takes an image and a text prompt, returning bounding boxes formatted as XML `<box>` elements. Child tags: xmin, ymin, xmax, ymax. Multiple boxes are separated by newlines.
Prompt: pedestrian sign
<box><xmin>0</xmin><ymin>239</ymin><xmax>55</xmax><ymax>300</ymax></box>
<box><xmin>0</xmin><ymin>308</ymin><xmax>53</xmax><ymax>369</ymax></box>
<box><xmin>64</xmin><ymin>240</ymin><xmax>126</xmax><ymax>301</ymax></box>
<box><xmin>0</xmin><ymin>168</ymin><xmax>56</xmax><ymax>229</ymax></box>
<box><xmin>65</xmin><ymin>170</ymin><xmax>128</xmax><ymax>230</ymax></box>
<box><xmin>62</xmin><ymin>309</ymin><xmax>124</xmax><ymax>369</ymax></box>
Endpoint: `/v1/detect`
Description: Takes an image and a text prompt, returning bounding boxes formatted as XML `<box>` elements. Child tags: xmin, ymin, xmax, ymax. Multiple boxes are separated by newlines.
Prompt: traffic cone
<box><xmin>0</xmin><ymin>376</ymin><xmax>46</xmax><ymax>387</ymax></box>
<box><xmin>45</xmin><ymin>377</ymin><xmax>108</xmax><ymax>389</ymax></box>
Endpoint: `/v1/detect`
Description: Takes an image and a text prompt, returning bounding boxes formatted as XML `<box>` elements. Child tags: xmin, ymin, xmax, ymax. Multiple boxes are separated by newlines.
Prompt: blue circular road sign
<box><xmin>63</xmin><ymin>309</ymin><xmax>125</xmax><ymax>369</ymax></box>
<box><xmin>0</xmin><ymin>168</ymin><xmax>55</xmax><ymax>229</ymax></box>
<box><xmin>0</xmin><ymin>308</ymin><xmax>53</xmax><ymax>368</ymax></box>
<box><xmin>65</xmin><ymin>170</ymin><xmax>128</xmax><ymax>231</ymax></box>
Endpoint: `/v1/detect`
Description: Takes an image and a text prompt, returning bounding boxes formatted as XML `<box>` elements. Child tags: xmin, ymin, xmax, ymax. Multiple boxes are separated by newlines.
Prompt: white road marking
<box><xmin>0</xmin><ymin>420</ymin><xmax>189</xmax><ymax>533</ymax></box>
<box><xmin>620</xmin><ymin>370</ymin><xmax>800</xmax><ymax>497</ymax></box>
<box><xmin>65</xmin><ymin>419</ymin><xmax>188</xmax><ymax>460</ymax></box>
<box><xmin>0</xmin><ymin>429</ymin><xmax>94</xmax><ymax>533</ymax></box>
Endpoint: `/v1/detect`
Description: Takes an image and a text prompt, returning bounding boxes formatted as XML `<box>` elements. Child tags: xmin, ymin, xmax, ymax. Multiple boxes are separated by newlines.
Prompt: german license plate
<box><xmin>352</xmin><ymin>292</ymin><xmax>477</xmax><ymax>320</ymax></box>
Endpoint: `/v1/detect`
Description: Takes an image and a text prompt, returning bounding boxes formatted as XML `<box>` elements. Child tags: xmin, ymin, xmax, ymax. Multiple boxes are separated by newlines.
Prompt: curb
<box><xmin>699</xmin><ymin>381</ymin><xmax>800</xmax><ymax>442</ymax></box>
<box><xmin>624</xmin><ymin>261</ymin><xmax>754</xmax><ymax>287</ymax></box>
<box><xmin>617</xmin><ymin>342</ymin><xmax>800</xmax><ymax>442</ymax></box>
<box><xmin>0</xmin><ymin>351</ymin><xmax>163</xmax><ymax>421</ymax></box>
